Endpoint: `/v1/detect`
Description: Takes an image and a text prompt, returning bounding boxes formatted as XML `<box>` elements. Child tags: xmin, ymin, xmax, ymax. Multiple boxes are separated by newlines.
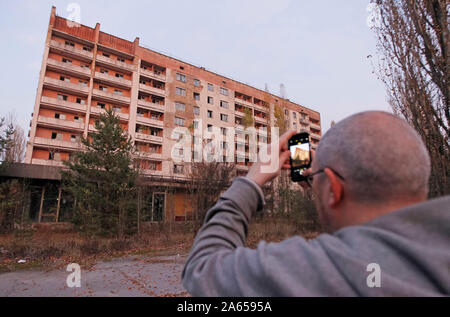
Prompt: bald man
<box><xmin>182</xmin><ymin>111</ymin><xmax>450</xmax><ymax>296</ymax></box>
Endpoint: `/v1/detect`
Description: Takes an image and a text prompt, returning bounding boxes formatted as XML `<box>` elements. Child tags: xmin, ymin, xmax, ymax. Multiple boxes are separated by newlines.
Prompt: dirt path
<box><xmin>0</xmin><ymin>254</ymin><xmax>189</xmax><ymax>297</ymax></box>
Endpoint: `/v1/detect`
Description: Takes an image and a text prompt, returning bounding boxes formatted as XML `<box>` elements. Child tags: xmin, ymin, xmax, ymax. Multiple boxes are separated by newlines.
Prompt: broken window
<box><xmin>174</xmin><ymin>117</ymin><xmax>185</xmax><ymax>127</ymax></box>
<box><xmin>176</xmin><ymin>73</ymin><xmax>186</xmax><ymax>83</ymax></box>
<box><xmin>176</xmin><ymin>87</ymin><xmax>186</xmax><ymax>96</ymax></box>
<box><xmin>208</xmin><ymin>96</ymin><xmax>214</xmax><ymax>105</ymax></box>
<box><xmin>175</xmin><ymin>102</ymin><xmax>185</xmax><ymax>112</ymax></box>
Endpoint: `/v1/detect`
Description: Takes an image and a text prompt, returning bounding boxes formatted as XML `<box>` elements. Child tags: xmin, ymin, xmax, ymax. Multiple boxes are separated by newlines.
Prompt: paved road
<box><xmin>0</xmin><ymin>254</ymin><xmax>189</xmax><ymax>297</ymax></box>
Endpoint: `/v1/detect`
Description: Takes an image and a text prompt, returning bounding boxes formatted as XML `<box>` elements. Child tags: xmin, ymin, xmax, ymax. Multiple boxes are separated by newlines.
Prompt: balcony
<box><xmin>43</xmin><ymin>77</ymin><xmax>89</xmax><ymax>95</ymax></box>
<box><xmin>310</xmin><ymin>122</ymin><xmax>321</xmax><ymax>130</ymax></box>
<box><xmin>135</xmin><ymin>133</ymin><xmax>163</xmax><ymax>144</ymax></box>
<box><xmin>254</xmin><ymin>115</ymin><xmax>268</xmax><ymax>123</ymax></box>
<box><xmin>94</xmin><ymin>72</ymin><xmax>131</xmax><ymax>88</ymax></box>
<box><xmin>49</xmin><ymin>40</ymin><xmax>94</xmax><ymax>61</ymax></box>
<box><xmin>299</xmin><ymin>117</ymin><xmax>309</xmax><ymax>124</ymax></box>
<box><xmin>31</xmin><ymin>159</ymin><xmax>65</xmax><ymax>167</ymax></box>
<box><xmin>47</xmin><ymin>58</ymin><xmax>91</xmax><ymax>78</ymax></box>
<box><xmin>310</xmin><ymin>133</ymin><xmax>321</xmax><ymax>141</ymax></box>
<box><xmin>34</xmin><ymin>137</ymin><xmax>82</xmax><ymax>151</ymax></box>
<box><xmin>136</xmin><ymin>115</ymin><xmax>163</xmax><ymax>128</ymax></box>
<box><xmin>90</xmin><ymin>106</ymin><xmax>130</xmax><ymax>121</ymax></box>
<box><xmin>139</xmin><ymin>84</ymin><xmax>165</xmax><ymax>97</ymax></box>
<box><xmin>140</xmin><ymin>68</ymin><xmax>166</xmax><ymax>82</ymax></box>
<box><xmin>37</xmin><ymin>116</ymin><xmax>85</xmax><ymax>131</ymax></box>
<box><xmin>40</xmin><ymin>96</ymin><xmax>87</xmax><ymax>113</ymax></box>
<box><xmin>235</xmin><ymin>97</ymin><xmax>253</xmax><ymax>109</ymax></box>
<box><xmin>96</xmin><ymin>54</ymin><xmax>134</xmax><ymax>72</ymax></box>
<box><xmin>137</xmin><ymin>99</ymin><xmax>165</xmax><ymax>112</ymax></box>
<box><xmin>135</xmin><ymin>152</ymin><xmax>163</xmax><ymax>160</ymax></box>
<box><xmin>92</xmin><ymin>89</ymin><xmax>131</xmax><ymax>104</ymax></box>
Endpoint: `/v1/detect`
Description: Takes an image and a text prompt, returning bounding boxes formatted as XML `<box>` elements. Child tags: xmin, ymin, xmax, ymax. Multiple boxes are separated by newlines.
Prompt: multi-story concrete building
<box><xmin>25</xmin><ymin>7</ymin><xmax>322</xmax><ymax>221</ymax></box>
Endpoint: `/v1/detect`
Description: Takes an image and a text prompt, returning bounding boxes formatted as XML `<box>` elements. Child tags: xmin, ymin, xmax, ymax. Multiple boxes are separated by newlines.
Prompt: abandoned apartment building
<box><xmin>7</xmin><ymin>6</ymin><xmax>322</xmax><ymax>224</ymax></box>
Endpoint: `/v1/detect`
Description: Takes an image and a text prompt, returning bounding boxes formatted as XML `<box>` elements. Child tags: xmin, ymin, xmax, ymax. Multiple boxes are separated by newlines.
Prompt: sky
<box><xmin>0</xmin><ymin>0</ymin><xmax>390</xmax><ymax>136</ymax></box>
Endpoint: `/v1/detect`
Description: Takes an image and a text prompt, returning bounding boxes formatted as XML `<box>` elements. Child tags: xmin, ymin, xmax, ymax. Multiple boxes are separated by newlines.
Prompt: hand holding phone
<box><xmin>289</xmin><ymin>132</ymin><xmax>311</xmax><ymax>182</ymax></box>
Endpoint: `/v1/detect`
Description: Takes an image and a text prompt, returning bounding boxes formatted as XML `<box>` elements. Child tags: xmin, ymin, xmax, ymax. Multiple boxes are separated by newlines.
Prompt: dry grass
<box><xmin>0</xmin><ymin>217</ymin><xmax>319</xmax><ymax>273</ymax></box>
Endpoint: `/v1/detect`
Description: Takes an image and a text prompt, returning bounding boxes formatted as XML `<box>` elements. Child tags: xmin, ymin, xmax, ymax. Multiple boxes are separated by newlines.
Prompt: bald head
<box><xmin>316</xmin><ymin>111</ymin><xmax>431</xmax><ymax>204</ymax></box>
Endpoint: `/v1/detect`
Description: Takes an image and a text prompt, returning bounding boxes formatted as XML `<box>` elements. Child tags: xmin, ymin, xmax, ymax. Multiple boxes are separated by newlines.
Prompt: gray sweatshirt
<box><xmin>181</xmin><ymin>177</ymin><xmax>450</xmax><ymax>296</ymax></box>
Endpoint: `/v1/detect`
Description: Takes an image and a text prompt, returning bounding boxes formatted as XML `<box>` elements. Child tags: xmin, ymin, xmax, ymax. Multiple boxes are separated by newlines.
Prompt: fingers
<box><xmin>280</xmin><ymin>150</ymin><xmax>291</xmax><ymax>169</ymax></box>
<box><xmin>279</xmin><ymin>130</ymin><xmax>297</xmax><ymax>152</ymax></box>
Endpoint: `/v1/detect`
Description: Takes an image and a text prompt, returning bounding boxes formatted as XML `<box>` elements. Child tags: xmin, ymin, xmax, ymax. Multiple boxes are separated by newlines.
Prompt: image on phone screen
<box><xmin>290</xmin><ymin>142</ymin><xmax>310</xmax><ymax>168</ymax></box>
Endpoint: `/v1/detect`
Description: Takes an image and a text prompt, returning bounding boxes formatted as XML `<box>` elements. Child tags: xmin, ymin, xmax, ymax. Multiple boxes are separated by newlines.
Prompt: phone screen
<box><xmin>290</xmin><ymin>134</ymin><xmax>311</xmax><ymax>181</ymax></box>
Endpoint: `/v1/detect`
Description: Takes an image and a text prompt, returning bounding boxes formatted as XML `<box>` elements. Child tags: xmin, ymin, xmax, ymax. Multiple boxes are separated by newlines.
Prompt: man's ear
<box><xmin>324</xmin><ymin>168</ymin><xmax>344</xmax><ymax>207</ymax></box>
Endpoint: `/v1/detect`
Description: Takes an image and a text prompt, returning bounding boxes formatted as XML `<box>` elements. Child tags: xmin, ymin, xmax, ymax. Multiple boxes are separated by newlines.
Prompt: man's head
<box><xmin>310</xmin><ymin>111</ymin><xmax>431</xmax><ymax>233</ymax></box>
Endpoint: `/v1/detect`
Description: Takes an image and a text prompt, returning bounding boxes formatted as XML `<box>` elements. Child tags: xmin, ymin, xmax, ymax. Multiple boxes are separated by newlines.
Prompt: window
<box><xmin>60</xmin><ymin>76</ymin><xmax>70</xmax><ymax>82</ymax></box>
<box><xmin>115</xmin><ymin>73</ymin><xmax>124</xmax><ymax>78</ymax></box>
<box><xmin>114</xmin><ymin>89</ymin><xmax>123</xmax><ymax>95</ymax></box>
<box><xmin>48</xmin><ymin>152</ymin><xmax>54</xmax><ymax>160</ymax></box>
<box><xmin>285</xmin><ymin>109</ymin><xmax>289</xmax><ymax>116</ymax></box>
<box><xmin>81</xmin><ymin>64</ymin><xmax>90</xmax><ymax>69</ymax></box>
<box><xmin>76</xmin><ymin>98</ymin><xmax>85</xmax><ymax>105</ymax></box>
<box><xmin>221</xmin><ymin>127</ymin><xmax>227</xmax><ymax>136</ymax></box>
<box><xmin>79</xmin><ymin>80</ymin><xmax>88</xmax><ymax>87</ymax></box>
<box><xmin>62</xmin><ymin>58</ymin><xmax>72</xmax><ymax>64</ymax></box>
<box><xmin>97</xmin><ymin>102</ymin><xmax>106</xmax><ymax>109</ymax></box>
<box><xmin>174</xmin><ymin>165</ymin><xmax>184</xmax><ymax>174</ymax></box>
<box><xmin>57</xmin><ymin>94</ymin><xmax>68</xmax><ymax>101</ymax></box>
<box><xmin>207</xmin><ymin>110</ymin><xmax>213</xmax><ymax>118</ymax></box>
<box><xmin>71</xmin><ymin>135</ymin><xmax>79</xmax><ymax>142</ymax></box>
<box><xmin>176</xmin><ymin>73</ymin><xmax>187</xmax><ymax>83</ymax></box>
<box><xmin>102</xmin><ymin>52</ymin><xmax>110</xmax><ymax>58</ymax></box>
<box><xmin>207</xmin><ymin>124</ymin><xmax>213</xmax><ymax>132</ymax></box>
<box><xmin>99</xmin><ymin>85</ymin><xmax>107</xmax><ymax>92</ymax></box>
<box><xmin>194</xmin><ymin>92</ymin><xmax>200</xmax><ymax>101</ymax></box>
<box><xmin>174</xmin><ymin>117</ymin><xmax>185</xmax><ymax>126</ymax></box>
<box><xmin>220</xmin><ymin>114</ymin><xmax>228</xmax><ymax>122</ymax></box>
<box><xmin>54</xmin><ymin>113</ymin><xmax>60</xmax><ymax>119</ymax></box>
<box><xmin>100</xmin><ymin>68</ymin><xmax>109</xmax><ymax>74</ymax></box>
<box><xmin>220</xmin><ymin>87</ymin><xmax>229</xmax><ymax>96</ymax></box>
<box><xmin>82</xmin><ymin>46</ymin><xmax>91</xmax><ymax>52</ymax></box>
<box><xmin>293</xmin><ymin>122</ymin><xmax>297</xmax><ymax>129</ymax></box>
<box><xmin>221</xmin><ymin>142</ymin><xmax>227</xmax><ymax>149</ymax></box>
<box><xmin>175</xmin><ymin>102</ymin><xmax>185</xmax><ymax>111</ymax></box>
<box><xmin>208</xmin><ymin>96</ymin><xmax>214</xmax><ymax>105</ymax></box>
<box><xmin>193</xmin><ymin>120</ymin><xmax>199</xmax><ymax>129</ymax></box>
<box><xmin>193</xmin><ymin>106</ymin><xmax>200</xmax><ymax>115</ymax></box>
<box><xmin>51</xmin><ymin>132</ymin><xmax>63</xmax><ymax>140</ymax></box>
<box><xmin>208</xmin><ymin>83</ymin><xmax>214</xmax><ymax>92</ymax></box>
<box><xmin>117</xmin><ymin>57</ymin><xmax>125</xmax><ymax>63</ymax></box>
<box><xmin>112</xmin><ymin>106</ymin><xmax>121</xmax><ymax>113</ymax></box>
<box><xmin>220</xmin><ymin>101</ymin><xmax>228</xmax><ymax>109</ymax></box>
<box><xmin>65</xmin><ymin>40</ymin><xmax>75</xmax><ymax>47</ymax></box>
<box><xmin>176</xmin><ymin>87</ymin><xmax>186</xmax><ymax>96</ymax></box>
<box><xmin>194</xmin><ymin>79</ymin><xmax>200</xmax><ymax>87</ymax></box>
<box><xmin>293</xmin><ymin>112</ymin><xmax>297</xmax><ymax>118</ymax></box>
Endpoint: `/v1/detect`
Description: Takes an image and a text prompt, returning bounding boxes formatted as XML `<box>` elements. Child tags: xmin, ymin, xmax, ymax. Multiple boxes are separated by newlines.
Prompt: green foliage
<box><xmin>274</xmin><ymin>104</ymin><xmax>288</xmax><ymax>134</ymax></box>
<box><xmin>0</xmin><ymin>117</ymin><xmax>15</xmax><ymax>171</ymax></box>
<box><xmin>242</xmin><ymin>108</ymin><xmax>254</xmax><ymax>128</ymax></box>
<box><xmin>0</xmin><ymin>179</ymin><xmax>29</xmax><ymax>234</ymax></box>
<box><xmin>62</xmin><ymin>109</ymin><xmax>138</xmax><ymax>238</ymax></box>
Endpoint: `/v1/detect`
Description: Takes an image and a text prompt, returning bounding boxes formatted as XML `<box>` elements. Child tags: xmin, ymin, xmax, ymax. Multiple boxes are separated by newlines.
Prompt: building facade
<box><xmin>25</xmin><ymin>7</ymin><xmax>322</xmax><ymax>221</ymax></box>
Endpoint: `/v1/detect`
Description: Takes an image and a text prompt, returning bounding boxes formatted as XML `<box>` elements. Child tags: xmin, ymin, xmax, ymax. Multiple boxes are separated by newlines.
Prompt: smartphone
<box><xmin>289</xmin><ymin>132</ymin><xmax>311</xmax><ymax>182</ymax></box>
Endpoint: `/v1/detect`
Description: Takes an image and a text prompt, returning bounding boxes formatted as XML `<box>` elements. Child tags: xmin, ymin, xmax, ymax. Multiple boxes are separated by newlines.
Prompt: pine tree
<box><xmin>62</xmin><ymin>109</ymin><xmax>137</xmax><ymax>238</ymax></box>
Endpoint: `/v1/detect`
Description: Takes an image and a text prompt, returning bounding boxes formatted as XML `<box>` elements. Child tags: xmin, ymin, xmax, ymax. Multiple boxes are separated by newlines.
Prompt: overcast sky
<box><xmin>0</xmin><ymin>0</ymin><xmax>390</xmax><ymax>136</ymax></box>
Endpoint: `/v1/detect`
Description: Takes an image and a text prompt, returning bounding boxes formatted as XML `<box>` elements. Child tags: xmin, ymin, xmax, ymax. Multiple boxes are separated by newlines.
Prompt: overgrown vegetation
<box><xmin>373</xmin><ymin>0</ymin><xmax>449</xmax><ymax>197</ymax></box>
<box><xmin>62</xmin><ymin>109</ymin><xmax>138</xmax><ymax>238</ymax></box>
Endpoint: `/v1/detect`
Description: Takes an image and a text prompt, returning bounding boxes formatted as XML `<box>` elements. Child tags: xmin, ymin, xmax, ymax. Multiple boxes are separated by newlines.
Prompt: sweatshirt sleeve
<box><xmin>181</xmin><ymin>177</ymin><xmax>357</xmax><ymax>297</ymax></box>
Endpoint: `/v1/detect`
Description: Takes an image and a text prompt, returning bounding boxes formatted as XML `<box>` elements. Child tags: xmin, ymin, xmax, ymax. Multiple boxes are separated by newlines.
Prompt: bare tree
<box><xmin>1</xmin><ymin>112</ymin><xmax>26</xmax><ymax>163</ymax></box>
<box><xmin>187</xmin><ymin>160</ymin><xmax>236</xmax><ymax>231</ymax></box>
<box><xmin>373</xmin><ymin>0</ymin><xmax>449</xmax><ymax>197</ymax></box>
